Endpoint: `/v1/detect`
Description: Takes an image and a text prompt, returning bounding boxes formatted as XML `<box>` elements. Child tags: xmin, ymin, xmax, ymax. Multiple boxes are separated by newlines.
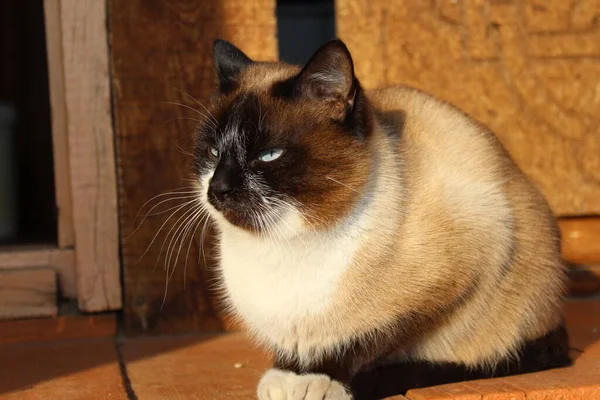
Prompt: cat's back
<box><xmin>367</xmin><ymin>85</ymin><xmax>521</xmax><ymax>237</ymax></box>
<box><xmin>368</xmin><ymin>85</ymin><xmax>510</xmax><ymax>173</ymax></box>
<box><xmin>360</xmin><ymin>85</ymin><xmax>565</xmax><ymax>364</ymax></box>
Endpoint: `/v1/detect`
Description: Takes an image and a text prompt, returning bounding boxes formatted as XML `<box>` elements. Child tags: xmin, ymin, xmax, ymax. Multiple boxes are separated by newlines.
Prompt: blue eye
<box><xmin>209</xmin><ymin>146</ymin><xmax>219</xmax><ymax>158</ymax></box>
<box><xmin>258</xmin><ymin>148</ymin><xmax>283</xmax><ymax>162</ymax></box>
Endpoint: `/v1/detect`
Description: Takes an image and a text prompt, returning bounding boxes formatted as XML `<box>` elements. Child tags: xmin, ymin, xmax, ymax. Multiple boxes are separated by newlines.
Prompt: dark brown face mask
<box><xmin>195</xmin><ymin>39</ymin><xmax>372</xmax><ymax>233</ymax></box>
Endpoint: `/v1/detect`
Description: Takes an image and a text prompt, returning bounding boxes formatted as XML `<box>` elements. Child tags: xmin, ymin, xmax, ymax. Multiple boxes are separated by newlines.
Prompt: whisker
<box><xmin>129</xmin><ymin>196</ymin><xmax>199</xmax><ymax>239</ymax></box>
<box><xmin>152</xmin><ymin>202</ymin><xmax>200</xmax><ymax>273</ymax></box>
<box><xmin>271</xmin><ymin>197</ymin><xmax>322</xmax><ymax>234</ymax></box>
<box><xmin>183</xmin><ymin>212</ymin><xmax>210</xmax><ymax>288</ymax></box>
<box><xmin>199</xmin><ymin>214</ymin><xmax>212</xmax><ymax>267</ymax></box>
<box><xmin>136</xmin><ymin>201</ymin><xmax>194</xmax><ymax>265</ymax></box>
<box><xmin>162</xmin><ymin>101</ymin><xmax>218</xmax><ymax>130</ymax></box>
<box><xmin>160</xmin><ymin>204</ymin><xmax>204</xmax><ymax>306</ymax></box>
<box><xmin>146</xmin><ymin>199</ymin><xmax>199</xmax><ymax>217</ymax></box>
<box><xmin>163</xmin><ymin>116</ymin><xmax>205</xmax><ymax>126</ymax></box>
<box><xmin>168</xmin><ymin>204</ymin><xmax>206</xmax><ymax>279</ymax></box>
<box><xmin>132</xmin><ymin>187</ymin><xmax>199</xmax><ymax>225</ymax></box>
<box><xmin>160</xmin><ymin>268</ymin><xmax>169</xmax><ymax>311</ymax></box>
<box><xmin>169</xmin><ymin>86</ymin><xmax>219</xmax><ymax>127</ymax></box>
<box><xmin>270</xmin><ymin>203</ymin><xmax>294</xmax><ymax>249</ymax></box>
<box><xmin>326</xmin><ymin>176</ymin><xmax>359</xmax><ymax>193</ymax></box>
<box><xmin>160</xmin><ymin>203</ymin><xmax>202</xmax><ymax>274</ymax></box>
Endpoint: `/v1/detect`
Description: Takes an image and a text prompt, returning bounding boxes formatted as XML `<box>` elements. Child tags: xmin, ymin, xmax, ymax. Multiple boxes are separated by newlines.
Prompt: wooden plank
<box><xmin>559</xmin><ymin>218</ymin><xmax>600</xmax><ymax>265</ymax></box>
<box><xmin>335</xmin><ymin>0</ymin><xmax>600</xmax><ymax>216</ymax></box>
<box><xmin>0</xmin><ymin>314</ymin><xmax>116</xmax><ymax>344</ymax></box>
<box><xmin>122</xmin><ymin>333</ymin><xmax>270</xmax><ymax>399</ymax></box>
<box><xmin>568</xmin><ymin>264</ymin><xmax>600</xmax><ymax>297</ymax></box>
<box><xmin>0</xmin><ymin>268</ymin><xmax>57</xmax><ymax>320</ymax></box>
<box><xmin>59</xmin><ymin>0</ymin><xmax>121</xmax><ymax>311</ymax></box>
<box><xmin>0</xmin><ymin>245</ymin><xmax>76</xmax><ymax>298</ymax></box>
<box><xmin>43</xmin><ymin>0</ymin><xmax>74</xmax><ymax>248</ymax></box>
<box><xmin>108</xmin><ymin>0</ymin><xmax>277</xmax><ymax>334</ymax></box>
<box><xmin>0</xmin><ymin>339</ymin><xmax>127</xmax><ymax>400</ymax></box>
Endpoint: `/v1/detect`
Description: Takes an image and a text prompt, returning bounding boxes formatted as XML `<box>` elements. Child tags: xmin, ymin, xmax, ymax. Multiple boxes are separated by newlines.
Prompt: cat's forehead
<box><xmin>208</xmin><ymin>62</ymin><xmax>315</xmax><ymax>154</ymax></box>
<box><xmin>214</xmin><ymin>93</ymin><xmax>262</xmax><ymax>150</ymax></box>
<box><xmin>237</xmin><ymin>62</ymin><xmax>300</xmax><ymax>92</ymax></box>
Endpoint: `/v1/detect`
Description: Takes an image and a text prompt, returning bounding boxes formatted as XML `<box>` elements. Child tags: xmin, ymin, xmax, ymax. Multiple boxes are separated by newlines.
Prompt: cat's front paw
<box><xmin>257</xmin><ymin>369</ymin><xmax>352</xmax><ymax>400</ymax></box>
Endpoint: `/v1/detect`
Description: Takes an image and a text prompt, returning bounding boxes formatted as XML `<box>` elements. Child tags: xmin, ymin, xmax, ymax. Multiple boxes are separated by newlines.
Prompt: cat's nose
<box><xmin>208</xmin><ymin>156</ymin><xmax>242</xmax><ymax>202</ymax></box>
<box><xmin>209</xmin><ymin>178</ymin><xmax>235</xmax><ymax>201</ymax></box>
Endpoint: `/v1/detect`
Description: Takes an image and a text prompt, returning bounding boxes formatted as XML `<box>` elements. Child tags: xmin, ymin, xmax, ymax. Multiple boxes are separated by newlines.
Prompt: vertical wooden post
<box><xmin>108</xmin><ymin>0</ymin><xmax>277</xmax><ymax>334</ymax></box>
<box><xmin>43</xmin><ymin>0</ymin><xmax>75</xmax><ymax>249</ymax></box>
<box><xmin>56</xmin><ymin>0</ymin><xmax>122</xmax><ymax>311</ymax></box>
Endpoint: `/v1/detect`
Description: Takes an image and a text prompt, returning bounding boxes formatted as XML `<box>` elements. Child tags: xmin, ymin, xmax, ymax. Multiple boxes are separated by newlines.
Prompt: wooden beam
<box><xmin>0</xmin><ymin>246</ymin><xmax>76</xmax><ymax>298</ymax></box>
<box><xmin>568</xmin><ymin>264</ymin><xmax>600</xmax><ymax>297</ymax></box>
<box><xmin>59</xmin><ymin>0</ymin><xmax>122</xmax><ymax>311</ymax></box>
<box><xmin>0</xmin><ymin>268</ymin><xmax>57</xmax><ymax>320</ymax></box>
<box><xmin>0</xmin><ymin>314</ymin><xmax>116</xmax><ymax>344</ymax></box>
<box><xmin>108</xmin><ymin>0</ymin><xmax>277</xmax><ymax>334</ymax></box>
<box><xmin>559</xmin><ymin>218</ymin><xmax>600</xmax><ymax>265</ymax></box>
<box><xmin>43</xmin><ymin>0</ymin><xmax>74</xmax><ymax>248</ymax></box>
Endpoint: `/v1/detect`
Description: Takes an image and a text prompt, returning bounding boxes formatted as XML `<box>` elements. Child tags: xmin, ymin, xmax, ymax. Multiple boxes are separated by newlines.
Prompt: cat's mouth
<box><xmin>207</xmin><ymin>192</ymin><xmax>263</xmax><ymax>232</ymax></box>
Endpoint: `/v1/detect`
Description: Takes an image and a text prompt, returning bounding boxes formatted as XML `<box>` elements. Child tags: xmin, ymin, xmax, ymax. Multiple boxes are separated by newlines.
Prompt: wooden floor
<box><xmin>0</xmin><ymin>301</ymin><xmax>598</xmax><ymax>400</ymax></box>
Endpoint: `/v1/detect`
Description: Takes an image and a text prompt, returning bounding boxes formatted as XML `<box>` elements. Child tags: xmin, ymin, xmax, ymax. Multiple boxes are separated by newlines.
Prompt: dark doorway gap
<box><xmin>276</xmin><ymin>0</ymin><xmax>336</xmax><ymax>65</ymax></box>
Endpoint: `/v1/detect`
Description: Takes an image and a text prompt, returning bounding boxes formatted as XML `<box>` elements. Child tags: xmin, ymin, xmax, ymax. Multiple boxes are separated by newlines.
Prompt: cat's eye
<box><xmin>209</xmin><ymin>146</ymin><xmax>219</xmax><ymax>158</ymax></box>
<box><xmin>258</xmin><ymin>148</ymin><xmax>283</xmax><ymax>162</ymax></box>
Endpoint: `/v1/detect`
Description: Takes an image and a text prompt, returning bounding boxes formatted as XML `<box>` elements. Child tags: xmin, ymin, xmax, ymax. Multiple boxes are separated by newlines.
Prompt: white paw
<box><xmin>257</xmin><ymin>369</ymin><xmax>352</xmax><ymax>400</ymax></box>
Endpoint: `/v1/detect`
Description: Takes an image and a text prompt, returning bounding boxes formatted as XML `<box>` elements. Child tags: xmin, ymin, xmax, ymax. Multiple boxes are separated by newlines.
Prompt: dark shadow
<box><xmin>0</xmin><ymin>0</ymin><xmax>57</xmax><ymax>246</ymax></box>
<box><xmin>277</xmin><ymin>0</ymin><xmax>336</xmax><ymax>65</ymax></box>
<box><xmin>351</xmin><ymin>324</ymin><xmax>572</xmax><ymax>399</ymax></box>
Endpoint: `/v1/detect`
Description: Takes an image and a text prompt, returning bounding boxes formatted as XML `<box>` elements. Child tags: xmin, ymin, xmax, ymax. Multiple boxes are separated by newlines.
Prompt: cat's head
<box><xmin>195</xmin><ymin>39</ymin><xmax>373</xmax><ymax>237</ymax></box>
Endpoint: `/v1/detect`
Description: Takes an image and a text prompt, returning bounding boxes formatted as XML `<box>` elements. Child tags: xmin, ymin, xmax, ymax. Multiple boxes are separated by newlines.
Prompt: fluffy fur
<box><xmin>193</xmin><ymin>39</ymin><xmax>569</xmax><ymax>399</ymax></box>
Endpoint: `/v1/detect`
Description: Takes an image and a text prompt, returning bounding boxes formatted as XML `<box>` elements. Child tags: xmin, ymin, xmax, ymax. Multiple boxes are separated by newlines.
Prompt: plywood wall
<box><xmin>108</xmin><ymin>0</ymin><xmax>277</xmax><ymax>334</ymax></box>
<box><xmin>336</xmin><ymin>0</ymin><xmax>600</xmax><ymax>216</ymax></box>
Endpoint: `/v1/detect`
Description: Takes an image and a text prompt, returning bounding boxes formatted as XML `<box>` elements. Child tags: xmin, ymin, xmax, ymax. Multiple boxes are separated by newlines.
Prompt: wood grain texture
<box><xmin>0</xmin><ymin>268</ymin><xmax>57</xmax><ymax>320</ymax></box>
<box><xmin>336</xmin><ymin>0</ymin><xmax>600</xmax><ymax>216</ymax></box>
<box><xmin>120</xmin><ymin>302</ymin><xmax>598</xmax><ymax>400</ymax></box>
<box><xmin>0</xmin><ymin>314</ymin><xmax>116</xmax><ymax>344</ymax></box>
<box><xmin>108</xmin><ymin>0</ymin><xmax>277</xmax><ymax>334</ymax></box>
<box><xmin>0</xmin><ymin>339</ymin><xmax>127</xmax><ymax>400</ymax></box>
<box><xmin>0</xmin><ymin>245</ymin><xmax>76</xmax><ymax>298</ymax></box>
<box><xmin>123</xmin><ymin>333</ymin><xmax>270</xmax><ymax>399</ymax></box>
<box><xmin>59</xmin><ymin>0</ymin><xmax>121</xmax><ymax>311</ymax></box>
<box><xmin>559</xmin><ymin>218</ymin><xmax>600</xmax><ymax>264</ymax></box>
<box><xmin>43</xmin><ymin>0</ymin><xmax>74</xmax><ymax>248</ymax></box>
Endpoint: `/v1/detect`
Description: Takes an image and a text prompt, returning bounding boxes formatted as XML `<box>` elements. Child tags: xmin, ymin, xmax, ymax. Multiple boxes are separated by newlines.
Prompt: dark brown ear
<box><xmin>295</xmin><ymin>40</ymin><xmax>356</xmax><ymax>119</ymax></box>
<box><xmin>213</xmin><ymin>39</ymin><xmax>253</xmax><ymax>93</ymax></box>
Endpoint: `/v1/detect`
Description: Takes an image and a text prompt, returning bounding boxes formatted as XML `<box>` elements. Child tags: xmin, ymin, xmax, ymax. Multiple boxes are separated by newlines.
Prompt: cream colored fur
<box><xmin>258</xmin><ymin>369</ymin><xmax>351</xmax><ymax>400</ymax></box>
<box><xmin>201</xmin><ymin>85</ymin><xmax>565</xmax><ymax>375</ymax></box>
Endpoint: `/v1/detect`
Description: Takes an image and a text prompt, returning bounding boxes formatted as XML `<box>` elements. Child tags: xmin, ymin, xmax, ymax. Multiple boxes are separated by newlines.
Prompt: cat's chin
<box><xmin>219</xmin><ymin>209</ymin><xmax>261</xmax><ymax>233</ymax></box>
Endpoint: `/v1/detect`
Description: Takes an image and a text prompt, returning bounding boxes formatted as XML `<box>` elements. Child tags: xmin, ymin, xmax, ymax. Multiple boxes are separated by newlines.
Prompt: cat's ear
<box><xmin>295</xmin><ymin>40</ymin><xmax>356</xmax><ymax>119</ymax></box>
<box><xmin>213</xmin><ymin>39</ymin><xmax>253</xmax><ymax>93</ymax></box>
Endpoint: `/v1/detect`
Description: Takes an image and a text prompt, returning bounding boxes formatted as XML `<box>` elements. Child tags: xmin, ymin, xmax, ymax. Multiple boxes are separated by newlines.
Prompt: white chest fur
<box><xmin>218</xmin><ymin>221</ymin><xmax>363</xmax><ymax>351</ymax></box>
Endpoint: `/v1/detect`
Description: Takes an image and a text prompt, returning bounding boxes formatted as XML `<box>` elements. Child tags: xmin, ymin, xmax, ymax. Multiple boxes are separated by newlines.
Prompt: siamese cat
<box><xmin>194</xmin><ymin>39</ymin><xmax>570</xmax><ymax>399</ymax></box>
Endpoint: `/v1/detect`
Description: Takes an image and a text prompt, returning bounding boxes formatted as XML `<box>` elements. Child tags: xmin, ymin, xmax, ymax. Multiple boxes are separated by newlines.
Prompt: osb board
<box><xmin>108</xmin><ymin>0</ymin><xmax>277</xmax><ymax>334</ymax></box>
<box><xmin>336</xmin><ymin>0</ymin><xmax>600</xmax><ymax>216</ymax></box>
